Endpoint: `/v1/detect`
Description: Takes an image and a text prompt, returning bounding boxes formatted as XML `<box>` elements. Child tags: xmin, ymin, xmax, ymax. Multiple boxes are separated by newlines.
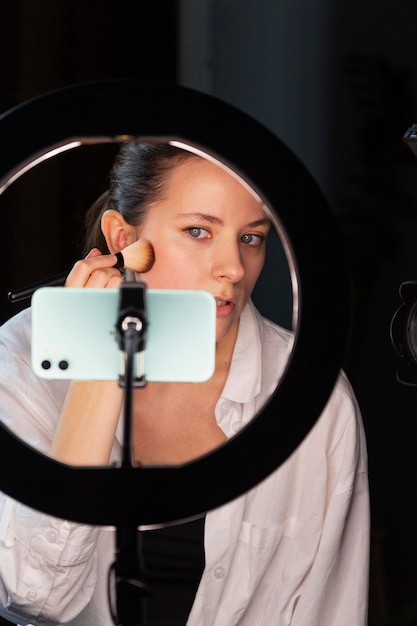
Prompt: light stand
<box><xmin>110</xmin><ymin>282</ymin><xmax>151</xmax><ymax>626</ymax></box>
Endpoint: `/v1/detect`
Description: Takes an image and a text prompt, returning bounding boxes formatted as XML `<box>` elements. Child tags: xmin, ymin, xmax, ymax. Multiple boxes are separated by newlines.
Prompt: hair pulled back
<box><xmin>84</xmin><ymin>142</ymin><xmax>194</xmax><ymax>254</ymax></box>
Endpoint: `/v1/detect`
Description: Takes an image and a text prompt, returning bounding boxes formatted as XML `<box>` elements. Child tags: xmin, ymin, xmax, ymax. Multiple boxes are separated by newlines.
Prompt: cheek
<box><xmin>139</xmin><ymin>246</ymin><xmax>196</xmax><ymax>289</ymax></box>
<box><xmin>244</xmin><ymin>257</ymin><xmax>265</xmax><ymax>292</ymax></box>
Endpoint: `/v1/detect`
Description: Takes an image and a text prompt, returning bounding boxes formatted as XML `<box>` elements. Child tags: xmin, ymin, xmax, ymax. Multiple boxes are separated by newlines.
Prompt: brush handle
<box><xmin>7</xmin><ymin>242</ymin><xmax>153</xmax><ymax>303</ymax></box>
<box><xmin>7</xmin><ymin>254</ymin><xmax>125</xmax><ymax>303</ymax></box>
<box><xmin>8</xmin><ymin>271</ymin><xmax>69</xmax><ymax>303</ymax></box>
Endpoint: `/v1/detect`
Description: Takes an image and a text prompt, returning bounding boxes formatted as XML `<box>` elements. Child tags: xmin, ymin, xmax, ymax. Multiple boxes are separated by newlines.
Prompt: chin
<box><xmin>215</xmin><ymin>320</ymin><xmax>239</xmax><ymax>345</ymax></box>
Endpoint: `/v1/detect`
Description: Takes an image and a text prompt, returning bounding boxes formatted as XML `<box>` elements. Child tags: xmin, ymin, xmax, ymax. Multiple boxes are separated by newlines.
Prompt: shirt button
<box><xmin>214</xmin><ymin>565</ymin><xmax>225</xmax><ymax>579</ymax></box>
<box><xmin>46</xmin><ymin>530</ymin><xmax>57</xmax><ymax>543</ymax></box>
<box><xmin>231</xmin><ymin>421</ymin><xmax>241</xmax><ymax>433</ymax></box>
<box><xmin>220</xmin><ymin>401</ymin><xmax>231</xmax><ymax>416</ymax></box>
<box><xmin>26</xmin><ymin>589</ymin><xmax>37</xmax><ymax>602</ymax></box>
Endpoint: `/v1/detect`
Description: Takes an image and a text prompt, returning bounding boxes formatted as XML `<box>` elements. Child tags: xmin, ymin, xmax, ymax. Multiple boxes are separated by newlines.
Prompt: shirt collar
<box><xmin>220</xmin><ymin>300</ymin><xmax>262</xmax><ymax>404</ymax></box>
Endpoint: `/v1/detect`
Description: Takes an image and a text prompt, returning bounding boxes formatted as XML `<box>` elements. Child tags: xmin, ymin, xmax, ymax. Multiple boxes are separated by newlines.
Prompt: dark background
<box><xmin>1</xmin><ymin>2</ymin><xmax>417</xmax><ymax>624</ymax></box>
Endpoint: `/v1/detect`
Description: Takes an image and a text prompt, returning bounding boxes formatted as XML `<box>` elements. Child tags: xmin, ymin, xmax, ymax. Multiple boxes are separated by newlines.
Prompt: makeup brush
<box><xmin>113</xmin><ymin>239</ymin><xmax>155</xmax><ymax>274</ymax></box>
<box><xmin>7</xmin><ymin>240</ymin><xmax>155</xmax><ymax>303</ymax></box>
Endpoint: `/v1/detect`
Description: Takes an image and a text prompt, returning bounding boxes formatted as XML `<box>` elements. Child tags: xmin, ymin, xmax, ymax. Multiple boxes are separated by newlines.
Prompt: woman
<box><xmin>0</xmin><ymin>142</ymin><xmax>369</xmax><ymax>625</ymax></box>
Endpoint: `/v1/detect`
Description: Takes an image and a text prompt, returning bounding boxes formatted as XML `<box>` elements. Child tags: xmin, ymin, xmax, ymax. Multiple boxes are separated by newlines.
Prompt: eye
<box><xmin>240</xmin><ymin>233</ymin><xmax>264</xmax><ymax>246</ymax></box>
<box><xmin>186</xmin><ymin>227</ymin><xmax>210</xmax><ymax>239</ymax></box>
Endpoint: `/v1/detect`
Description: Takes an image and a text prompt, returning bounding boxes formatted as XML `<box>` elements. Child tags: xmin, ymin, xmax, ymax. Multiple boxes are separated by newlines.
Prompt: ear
<box><xmin>100</xmin><ymin>210</ymin><xmax>137</xmax><ymax>253</ymax></box>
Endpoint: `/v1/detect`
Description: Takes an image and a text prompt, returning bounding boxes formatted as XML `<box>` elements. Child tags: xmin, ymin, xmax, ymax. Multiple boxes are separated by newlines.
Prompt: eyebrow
<box><xmin>175</xmin><ymin>212</ymin><xmax>272</xmax><ymax>228</ymax></box>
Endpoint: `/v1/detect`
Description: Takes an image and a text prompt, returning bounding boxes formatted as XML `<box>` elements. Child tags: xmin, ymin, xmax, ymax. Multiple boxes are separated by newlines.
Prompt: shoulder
<box><xmin>251</xmin><ymin>303</ymin><xmax>292</xmax><ymax>342</ymax></box>
<box><xmin>250</xmin><ymin>304</ymin><xmax>366</xmax><ymax>470</ymax></box>
<box><xmin>322</xmin><ymin>370</ymin><xmax>366</xmax><ymax>461</ymax></box>
<box><xmin>0</xmin><ymin>308</ymin><xmax>69</xmax><ymax>424</ymax></box>
<box><xmin>250</xmin><ymin>303</ymin><xmax>294</xmax><ymax>365</ymax></box>
<box><xmin>247</xmin><ymin>304</ymin><xmax>294</xmax><ymax>397</ymax></box>
<box><xmin>0</xmin><ymin>307</ymin><xmax>33</xmax><ymax>372</ymax></box>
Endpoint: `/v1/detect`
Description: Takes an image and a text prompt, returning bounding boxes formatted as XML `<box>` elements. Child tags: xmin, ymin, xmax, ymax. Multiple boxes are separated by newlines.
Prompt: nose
<box><xmin>212</xmin><ymin>242</ymin><xmax>245</xmax><ymax>283</ymax></box>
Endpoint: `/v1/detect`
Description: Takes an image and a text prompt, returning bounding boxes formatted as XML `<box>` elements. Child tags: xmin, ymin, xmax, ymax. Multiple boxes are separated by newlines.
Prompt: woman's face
<box><xmin>136</xmin><ymin>157</ymin><xmax>271</xmax><ymax>346</ymax></box>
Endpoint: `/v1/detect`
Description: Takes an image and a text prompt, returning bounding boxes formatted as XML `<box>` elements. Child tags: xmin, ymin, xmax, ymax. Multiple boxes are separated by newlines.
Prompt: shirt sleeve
<box><xmin>0</xmin><ymin>497</ymin><xmax>99</xmax><ymax>624</ymax></box>
<box><xmin>0</xmin><ymin>311</ymin><xmax>101</xmax><ymax>624</ymax></box>
<box><xmin>290</xmin><ymin>375</ymin><xmax>370</xmax><ymax>626</ymax></box>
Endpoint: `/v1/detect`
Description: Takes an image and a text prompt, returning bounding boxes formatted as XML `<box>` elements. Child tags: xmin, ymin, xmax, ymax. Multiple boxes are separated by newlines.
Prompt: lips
<box><xmin>214</xmin><ymin>296</ymin><xmax>236</xmax><ymax>317</ymax></box>
<box><xmin>214</xmin><ymin>295</ymin><xmax>235</xmax><ymax>305</ymax></box>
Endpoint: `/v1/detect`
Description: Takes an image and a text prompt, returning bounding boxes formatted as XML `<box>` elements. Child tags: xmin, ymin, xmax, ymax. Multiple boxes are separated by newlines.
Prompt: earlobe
<box><xmin>100</xmin><ymin>210</ymin><xmax>137</xmax><ymax>253</ymax></box>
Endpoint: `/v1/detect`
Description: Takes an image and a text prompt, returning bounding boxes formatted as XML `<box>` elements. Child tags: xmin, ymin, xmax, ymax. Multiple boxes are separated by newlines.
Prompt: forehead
<box><xmin>163</xmin><ymin>156</ymin><xmax>266</xmax><ymax>217</ymax></box>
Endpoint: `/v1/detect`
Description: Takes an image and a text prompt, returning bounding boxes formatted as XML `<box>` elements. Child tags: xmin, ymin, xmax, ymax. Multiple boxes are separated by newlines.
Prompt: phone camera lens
<box><xmin>41</xmin><ymin>360</ymin><xmax>51</xmax><ymax>370</ymax></box>
<box><xmin>58</xmin><ymin>360</ymin><xmax>69</xmax><ymax>370</ymax></box>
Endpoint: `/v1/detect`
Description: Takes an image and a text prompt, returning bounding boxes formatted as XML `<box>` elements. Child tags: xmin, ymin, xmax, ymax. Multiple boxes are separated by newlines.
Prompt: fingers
<box><xmin>85</xmin><ymin>248</ymin><xmax>102</xmax><ymax>260</ymax></box>
<box><xmin>65</xmin><ymin>249</ymin><xmax>123</xmax><ymax>289</ymax></box>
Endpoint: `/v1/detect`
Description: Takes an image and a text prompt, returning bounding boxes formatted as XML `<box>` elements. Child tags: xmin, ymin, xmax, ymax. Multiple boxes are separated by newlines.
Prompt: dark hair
<box><xmin>83</xmin><ymin>142</ymin><xmax>195</xmax><ymax>255</ymax></box>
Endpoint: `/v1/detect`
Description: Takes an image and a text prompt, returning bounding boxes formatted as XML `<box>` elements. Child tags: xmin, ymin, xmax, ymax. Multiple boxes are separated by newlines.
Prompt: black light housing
<box><xmin>0</xmin><ymin>80</ymin><xmax>350</xmax><ymax>526</ymax></box>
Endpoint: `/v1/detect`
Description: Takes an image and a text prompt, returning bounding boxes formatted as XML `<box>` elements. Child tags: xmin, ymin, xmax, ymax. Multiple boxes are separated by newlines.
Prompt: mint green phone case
<box><xmin>31</xmin><ymin>287</ymin><xmax>216</xmax><ymax>383</ymax></box>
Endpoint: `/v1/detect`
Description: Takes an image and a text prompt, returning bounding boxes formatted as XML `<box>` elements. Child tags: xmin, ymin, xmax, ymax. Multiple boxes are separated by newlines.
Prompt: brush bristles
<box><xmin>119</xmin><ymin>240</ymin><xmax>155</xmax><ymax>273</ymax></box>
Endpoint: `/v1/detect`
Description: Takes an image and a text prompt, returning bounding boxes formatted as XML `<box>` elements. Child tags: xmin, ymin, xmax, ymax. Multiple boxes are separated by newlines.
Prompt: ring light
<box><xmin>0</xmin><ymin>80</ymin><xmax>349</xmax><ymax>525</ymax></box>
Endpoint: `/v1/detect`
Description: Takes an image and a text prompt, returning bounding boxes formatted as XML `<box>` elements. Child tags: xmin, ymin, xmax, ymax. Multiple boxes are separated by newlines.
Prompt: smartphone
<box><xmin>31</xmin><ymin>287</ymin><xmax>216</xmax><ymax>383</ymax></box>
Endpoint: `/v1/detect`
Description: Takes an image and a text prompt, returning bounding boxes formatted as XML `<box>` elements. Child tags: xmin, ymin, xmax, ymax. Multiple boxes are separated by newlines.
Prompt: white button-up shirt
<box><xmin>0</xmin><ymin>302</ymin><xmax>369</xmax><ymax>625</ymax></box>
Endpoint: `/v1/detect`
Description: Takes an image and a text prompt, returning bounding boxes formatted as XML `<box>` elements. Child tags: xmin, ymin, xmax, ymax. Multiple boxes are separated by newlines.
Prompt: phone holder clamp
<box><xmin>116</xmin><ymin>281</ymin><xmax>148</xmax><ymax>389</ymax></box>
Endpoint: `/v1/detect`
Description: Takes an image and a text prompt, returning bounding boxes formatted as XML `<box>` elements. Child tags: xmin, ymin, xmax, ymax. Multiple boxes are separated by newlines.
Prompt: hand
<box><xmin>65</xmin><ymin>248</ymin><xmax>123</xmax><ymax>289</ymax></box>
